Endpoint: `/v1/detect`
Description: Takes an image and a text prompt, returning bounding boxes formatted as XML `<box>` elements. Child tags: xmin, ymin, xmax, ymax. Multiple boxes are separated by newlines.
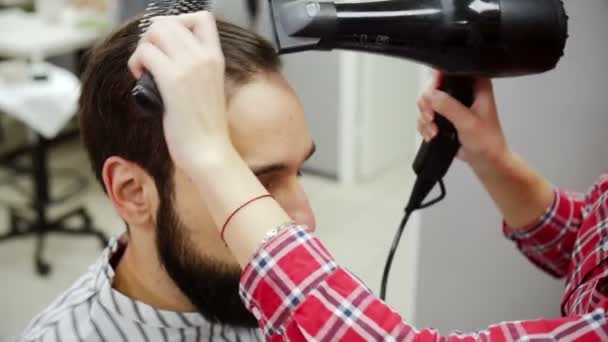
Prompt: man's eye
<box><xmin>260</xmin><ymin>177</ymin><xmax>274</xmax><ymax>190</ymax></box>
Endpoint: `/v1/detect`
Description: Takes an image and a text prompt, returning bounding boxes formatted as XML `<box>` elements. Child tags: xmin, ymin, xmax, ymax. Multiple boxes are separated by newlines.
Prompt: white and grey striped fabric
<box><xmin>13</xmin><ymin>236</ymin><xmax>264</xmax><ymax>342</ymax></box>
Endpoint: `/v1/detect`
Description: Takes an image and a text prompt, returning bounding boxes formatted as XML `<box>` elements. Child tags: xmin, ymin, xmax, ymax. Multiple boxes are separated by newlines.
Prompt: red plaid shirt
<box><xmin>239</xmin><ymin>176</ymin><xmax>608</xmax><ymax>341</ymax></box>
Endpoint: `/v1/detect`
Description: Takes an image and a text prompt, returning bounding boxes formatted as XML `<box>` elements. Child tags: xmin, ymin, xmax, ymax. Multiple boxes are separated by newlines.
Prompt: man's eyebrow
<box><xmin>252</xmin><ymin>143</ymin><xmax>316</xmax><ymax>177</ymax></box>
<box><xmin>252</xmin><ymin>164</ymin><xmax>286</xmax><ymax>177</ymax></box>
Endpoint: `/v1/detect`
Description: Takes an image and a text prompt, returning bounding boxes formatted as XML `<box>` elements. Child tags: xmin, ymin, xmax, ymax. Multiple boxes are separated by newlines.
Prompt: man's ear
<box><xmin>102</xmin><ymin>157</ymin><xmax>158</xmax><ymax>228</ymax></box>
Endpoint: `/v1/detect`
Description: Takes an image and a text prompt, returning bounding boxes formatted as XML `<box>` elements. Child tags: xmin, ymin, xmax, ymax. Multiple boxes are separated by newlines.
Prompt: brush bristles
<box><xmin>139</xmin><ymin>0</ymin><xmax>212</xmax><ymax>35</ymax></box>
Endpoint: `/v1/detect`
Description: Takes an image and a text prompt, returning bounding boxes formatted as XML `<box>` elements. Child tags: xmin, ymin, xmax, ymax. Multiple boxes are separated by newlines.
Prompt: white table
<box><xmin>0</xmin><ymin>8</ymin><xmax>108</xmax><ymax>137</ymax></box>
<box><xmin>0</xmin><ymin>61</ymin><xmax>80</xmax><ymax>138</ymax></box>
<box><xmin>0</xmin><ymin>8</ymin><xmax>105</xmax><ymax>60</ymax></box>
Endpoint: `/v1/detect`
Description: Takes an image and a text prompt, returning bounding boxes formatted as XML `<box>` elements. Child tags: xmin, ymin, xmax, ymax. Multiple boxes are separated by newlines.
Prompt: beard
<box><xmin>155</xmin><ymin>191</ymin><xmax>258</xmax><ymax>328</ymax></box>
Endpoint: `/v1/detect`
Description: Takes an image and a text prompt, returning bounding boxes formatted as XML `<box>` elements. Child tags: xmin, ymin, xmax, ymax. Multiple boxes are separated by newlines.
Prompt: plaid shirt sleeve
<box><xmin>239</xmin><ymin>226</ymin><xmax>608</xmax><ymax>341</ymax></box>
<box><xmin>503</xmin><ymin>188</ymin><xmax>586</xmax><ymax>278</ymax></box>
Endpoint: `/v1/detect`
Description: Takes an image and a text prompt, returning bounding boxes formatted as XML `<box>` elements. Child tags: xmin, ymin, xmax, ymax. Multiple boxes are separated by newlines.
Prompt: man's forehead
<box><xmin>226</xmin><ymin>75</ymin><xmax>312</xmax><ymax>170</ymax></box>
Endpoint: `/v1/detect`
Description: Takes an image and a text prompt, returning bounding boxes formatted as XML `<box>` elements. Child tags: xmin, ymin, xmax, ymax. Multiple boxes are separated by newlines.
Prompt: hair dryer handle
<box><xmin>412</xmin><ymin>76</ymin><xmax>474</xmax><ymax>182</ymax></box>
<box><xmin>132</xmin><ymin>71</ymin><xmax>165</xmax><ymax>116</ymax></box>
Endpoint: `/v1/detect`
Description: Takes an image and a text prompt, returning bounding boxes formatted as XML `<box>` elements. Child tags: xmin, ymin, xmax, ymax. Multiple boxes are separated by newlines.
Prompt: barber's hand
<box><xmin>128</xmin><ymin>12</ymin><xmax>234</xmax><ymax>174</ymax></box>
<box><xmin>418</xmin><ymin>72</ymin><xmax>555</xmax><ymax>230</ymax></box>
<box><xmin>128</xmin><ymin>12</ymin><xmax>292</xmax><ymax>266</ymax></box>
<box><xmin>417</xmin><ymin>71</ymin><xmax>509</xmax><ymax>173</ymax></box>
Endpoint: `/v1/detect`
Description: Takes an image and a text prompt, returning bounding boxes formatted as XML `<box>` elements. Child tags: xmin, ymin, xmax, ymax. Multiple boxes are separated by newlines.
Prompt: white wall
<box><xmin>413</xmin><ymin>0</ymin><xmax>608</xmax><ymax>333</ymax></box>
<box><xmin>356</xmin><ymin>54</ymin><xmax>419</xmax><ymax>181</ymax></box>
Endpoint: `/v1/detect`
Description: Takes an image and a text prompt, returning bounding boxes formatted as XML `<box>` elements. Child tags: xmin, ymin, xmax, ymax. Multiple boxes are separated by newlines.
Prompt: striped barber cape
<box><xmin>12</xmin><ymin>236</ymin><xmax>263</xmax><ymax>342</ymax></box>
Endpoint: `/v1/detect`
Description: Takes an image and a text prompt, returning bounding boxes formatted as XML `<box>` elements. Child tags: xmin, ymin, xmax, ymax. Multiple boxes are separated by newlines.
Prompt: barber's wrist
<box><xmin>187</xmin><ymin>143</ymin><xmax>269</xmax><ymax>215</ymax></box>
<box><xmin>188</xmin><ymin>141</ymin><xmax>240</xmax><ymax>173</ymax></box>
<box><xmin>468</xmin><ymin>147</ymin><xmax>554</xmax><ymax>229</ymax></box>
<box><xmin>186</xmin><ymin>142</ymin><xmax>263</xmax><ymax>207</ymax></box>
<box><xmin>468</xmin><ymin>146</ymin><xmax>514</xmax><ymax>179</ymax></box>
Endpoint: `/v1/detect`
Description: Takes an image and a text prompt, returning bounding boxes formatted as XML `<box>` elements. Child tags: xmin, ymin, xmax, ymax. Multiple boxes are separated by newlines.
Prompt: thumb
<box><xmin>472</xmin><ymin>78</ymin><xmax>497</xmax><ymax>118</ymax></box>
<box><xmin>424</xmin><ymin>89</ymin><xmax>477</xmax><ymax>134</ymax></box>
<box><xmin>474</xmin><ymin>78</ymin><xmax>494</xmax><ymax>98</ymax></box>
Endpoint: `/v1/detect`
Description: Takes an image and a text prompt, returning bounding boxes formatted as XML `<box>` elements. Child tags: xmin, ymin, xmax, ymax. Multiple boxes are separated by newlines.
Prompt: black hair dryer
<box><xmin>268</xmin><ymin>0</ymin><xmax>568</xmax><ymax>212</ymax></box>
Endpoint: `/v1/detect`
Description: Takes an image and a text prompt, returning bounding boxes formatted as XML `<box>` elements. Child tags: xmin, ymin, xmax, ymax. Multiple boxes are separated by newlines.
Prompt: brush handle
<box><xmin>132</xmin><ymin>71</ymin><xmax>165</xmax><ymax>116</ymax></box>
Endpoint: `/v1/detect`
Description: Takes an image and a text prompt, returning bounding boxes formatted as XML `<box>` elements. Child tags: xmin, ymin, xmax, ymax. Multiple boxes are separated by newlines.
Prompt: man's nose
<box><xmin>291</xmin><ymin>206</ymin><xmax>316</xmax><ymax>232</ymax></box>
<box><xmin>283</xmin><ymin>184</ymin><xmax>316</xmax><ymax>232</ymax></box>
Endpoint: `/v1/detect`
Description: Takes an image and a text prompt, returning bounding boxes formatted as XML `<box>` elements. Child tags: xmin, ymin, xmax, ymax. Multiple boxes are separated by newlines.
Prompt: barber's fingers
<box><xmin>169</xmin><ymin>11</ymin><xmax>213</xmax><ymax>34</ymax></box>
<box><xmin>419</xmin><ymin>70</ymin><xmax>442</xmax><ymax>98</ymax></box>
<box><xmin>147</xmin><ymin>12</ymin><xmax>224</xmax><ymax>74</ymax></box>
<box><xmin>417</xmin><ymin>116</ymin><xmax>437</xmax><ymax>142</ymax></box>
<box><xmin>424</xmin><ymin>89</ymin><xmax>479</xmax><ymax>136</ymax></box>
<box><xmin>128</xmin><ymin>42</ymin><xmax>170</xmax><ymax>80</ymax></box>
<box><xmin>194</xmin><ymin>12</ymin><xmax>222</xmax><ymax>54</ymax></box>
<box><xmin>416</xmin><ymin>69</ymin><xmax>442</xmax><ymax>128</ymax></box>
<box><xmin>417</xmin><ymin>96</ymin><xmax>437</xmax><ymax>141</ymax></box>
<box><xmin>142</xmin><ymin>17</ymin><xmax>203</xmax><ymax>59</ymax></box>
<box><xmin>417</xmin><ymin>95</ymin><xmax>435</xmax><ymax>122</ymax></box>
<box><xmin>472</xmin><ymin>78</ymin><xmax>498</xmax><ymax>119</ymax></box>
<box><xmin>474</xmin><ymin>78</ymin><xmax>494</xmax><ymax>101</ymax></box>
<box><xmin>171</xmin><ymin>12</ymin><xmax>223</xmax><ymax>56</ymax></box>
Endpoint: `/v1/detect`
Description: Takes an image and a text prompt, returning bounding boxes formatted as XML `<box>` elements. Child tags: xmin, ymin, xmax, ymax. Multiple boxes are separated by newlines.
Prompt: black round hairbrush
<box><xmin>132</xmin><ymin>0</ymin><xmax>213</xmax><ymax>116</ymax></box>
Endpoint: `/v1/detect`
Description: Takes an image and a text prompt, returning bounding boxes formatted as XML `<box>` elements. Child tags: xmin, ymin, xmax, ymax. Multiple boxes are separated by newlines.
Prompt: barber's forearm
<box><xmin>470</xmin><ymin>149</ymin><xmax>554</xmax><ymax>229</ymax></box>
<box><xmin>189</xmin><ymin>146</ymin><xmax>291</xmax><ymax>267</ymax></box>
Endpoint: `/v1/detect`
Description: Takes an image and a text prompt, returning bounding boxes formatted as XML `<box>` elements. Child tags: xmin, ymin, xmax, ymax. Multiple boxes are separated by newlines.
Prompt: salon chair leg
<box><xmin>34</xmin><ymin>228</ymin><xmax>51</xmax><ymax>276</ymax></box>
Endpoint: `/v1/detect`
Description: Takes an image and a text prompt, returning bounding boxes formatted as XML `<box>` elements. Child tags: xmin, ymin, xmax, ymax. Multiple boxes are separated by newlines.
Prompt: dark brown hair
<box><xmin>78</xmin><ymin>17</ymin><xmax>281</xmax><ymax>195</ymax></box>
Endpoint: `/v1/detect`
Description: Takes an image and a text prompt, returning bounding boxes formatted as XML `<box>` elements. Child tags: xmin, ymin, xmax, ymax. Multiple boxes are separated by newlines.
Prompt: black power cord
<box><xmin>380</xmin><ymin>179</ymin><xmax>446</xmax><ymax>301</ymax></box>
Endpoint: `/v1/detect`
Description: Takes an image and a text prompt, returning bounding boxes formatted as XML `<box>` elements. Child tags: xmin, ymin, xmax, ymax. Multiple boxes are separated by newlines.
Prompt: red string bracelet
<box><xmin>221</xmin><ymin>194</ymin><xmax>273</xmax><ymax>242</ymax></box>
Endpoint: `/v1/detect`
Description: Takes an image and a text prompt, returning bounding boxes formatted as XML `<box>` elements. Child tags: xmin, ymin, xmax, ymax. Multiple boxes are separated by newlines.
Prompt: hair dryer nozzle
<box><xmin>269</xmin><ymin>0</ymin><xmax>337</xmax><ymax>53</ymax></box>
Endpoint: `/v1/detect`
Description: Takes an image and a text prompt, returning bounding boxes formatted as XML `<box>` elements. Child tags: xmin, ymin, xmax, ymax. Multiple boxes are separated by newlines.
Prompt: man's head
<box><xmin>79</xmin><ymin>16</ymin><xmax>316</xmax><ymax>326</ymax></box>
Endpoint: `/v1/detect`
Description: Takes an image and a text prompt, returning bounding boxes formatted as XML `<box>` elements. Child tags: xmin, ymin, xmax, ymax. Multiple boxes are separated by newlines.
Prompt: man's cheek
<box><xmin>208</xmin><ymin>238</ymin><xmax>240</xmax><ymax>265</ymax></box>
<box><xmin>173</xmin><ymin>197</ymin><xmax>216</xmax><ymax>234</ymax></box>
<box><xmin>182</xmin><ymin>228</ymin><xmax>236</xmax><ymax>264</ymax></box>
